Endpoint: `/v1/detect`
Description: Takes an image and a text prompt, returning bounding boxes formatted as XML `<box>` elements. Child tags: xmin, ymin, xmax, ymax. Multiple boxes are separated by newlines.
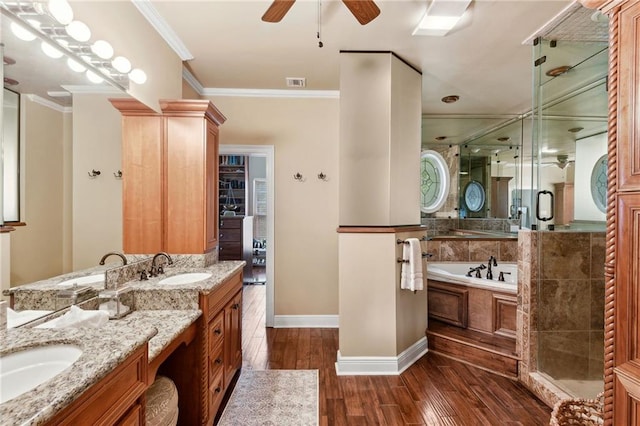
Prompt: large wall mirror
<box><xmin>421</xmin><ymin>38</ymin><xmax>608</xmax><ymax>231</ymax></box>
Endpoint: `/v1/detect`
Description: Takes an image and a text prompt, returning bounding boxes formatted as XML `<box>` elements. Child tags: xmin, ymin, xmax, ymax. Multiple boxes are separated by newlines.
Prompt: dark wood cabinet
<box><xmin>219</xmin><ymin>216</ymin><xmax>254</xmax><ymax>282</ymax></box>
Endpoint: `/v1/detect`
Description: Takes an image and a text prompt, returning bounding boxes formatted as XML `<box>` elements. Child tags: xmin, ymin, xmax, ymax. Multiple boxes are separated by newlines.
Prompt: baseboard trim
<box><xmin>273</xmin><ymin>315</ymin><xmax>339</xmax><ymax>328</ymax></box>
<box><xmin>334</xmin><ymin>337</ymin><xmax>428</xmax><ymax>375</ymax></box>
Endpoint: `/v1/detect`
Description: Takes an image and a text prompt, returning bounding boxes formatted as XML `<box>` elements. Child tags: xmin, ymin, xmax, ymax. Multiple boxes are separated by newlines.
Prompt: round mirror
<box><xmin>590</xmin><ymin>154</ymin><xmax>607</xmax><ymax>213</ymax></box>
<box><xmin>420</xmin><ymin>150</ymin><xmax>450</xmax><ymax>213</ymax></box>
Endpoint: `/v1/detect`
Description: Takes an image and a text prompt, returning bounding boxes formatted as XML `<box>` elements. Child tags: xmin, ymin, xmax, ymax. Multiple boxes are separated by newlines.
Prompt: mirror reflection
<box><xmin>422</xmin><ymin>41</ymin><xmax>608</xmax><ymax>233</ymax></box>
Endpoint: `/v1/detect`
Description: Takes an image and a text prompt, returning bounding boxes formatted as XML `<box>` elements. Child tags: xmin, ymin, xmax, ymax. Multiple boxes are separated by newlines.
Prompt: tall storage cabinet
<box><xmin>111</xmin><ymin>99</ymin><xmax>226</xmax><ymax>254</ymax></box>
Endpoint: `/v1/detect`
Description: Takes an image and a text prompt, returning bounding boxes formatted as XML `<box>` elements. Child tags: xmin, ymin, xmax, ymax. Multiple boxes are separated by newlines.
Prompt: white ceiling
<box><xmin>3</xmin><ymin>0</ymin><xmax>608</xmax><ymax>154</ymax></box>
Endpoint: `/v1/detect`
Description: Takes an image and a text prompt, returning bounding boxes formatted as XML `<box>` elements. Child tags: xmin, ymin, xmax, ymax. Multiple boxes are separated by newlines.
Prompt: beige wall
<box><xmin>339</xmin><ymin>231</ymin><xmax>428</xmax><ymax>357</ymax></box>
<box><xmin>182</xmin><ymin>80</ymin><xmax>201</xmax><ymax>100</ymax></box>
<box><xmin>73</xmin><ymin>2</ymin><xmax>183</xmax><ymax>111</ymax></box>
<box><xmin>209</xmin><ymin>96</ymin><xmax>340</xmax><ymax>316</ymax></box>
<box><xmin>72</xmin><ymin>94</ymin><xmax>127</xmax><ymax>270</ymax></box>
<box><xmin>10</xmin><ymin>98</ymin><xmax>66</xmax><ymax>285</ymax></box>
<box><xmin>338</xmin><ymin>52</ymin><xmax>421</xmax><ymax>227</ymax></box>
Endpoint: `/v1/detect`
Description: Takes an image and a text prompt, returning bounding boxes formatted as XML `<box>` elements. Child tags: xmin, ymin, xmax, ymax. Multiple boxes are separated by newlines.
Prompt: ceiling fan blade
<box><xmin>342</xmin><ymin>0</ymin><xmax>380</xmax><ymax>25</ymax></box>
<box><xmin>262</xmin><ymin>0</ymin><xmax>296</xmax><ymax>23</ymax></box>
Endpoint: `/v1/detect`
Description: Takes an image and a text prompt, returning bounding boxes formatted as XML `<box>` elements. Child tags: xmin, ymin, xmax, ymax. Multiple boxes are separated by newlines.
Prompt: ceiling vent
<box><xmin>286</xmin><ymin>77</ymin><xmax>306</xmax><ymax>88</ymax></box>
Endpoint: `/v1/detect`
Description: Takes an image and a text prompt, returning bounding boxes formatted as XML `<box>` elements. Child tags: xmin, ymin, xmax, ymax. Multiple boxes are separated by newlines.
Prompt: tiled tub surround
<box><xmin>421</xmin><ymin>217</ymin><xmax>520</xmax><ymax>236</ymax></box>
<box><xmin>0</xmin><ymin>321</ymin><xmax>157</xmax><ymax>425</ymax></box>
<box><xmin>517</xmin><ymin>230</ymin><xmax>605</xmax><ymax>407</ymax></box>
<box><xmin>426</xmin><ymin>238</ymin><xmax>518</xmax><ymax>263</ymax></box>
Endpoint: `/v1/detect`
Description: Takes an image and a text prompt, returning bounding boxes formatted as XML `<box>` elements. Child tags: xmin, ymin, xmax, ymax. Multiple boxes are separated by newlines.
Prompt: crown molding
<box><xmin>182</xmin><ymin>67</ymin><xmax>204</xmax><ymax>95</ymax></box>
<box><xmin>202</xmin><ymin>87</ymin><xmax>340</xmax><ymax>99</ymax></box>
<box><xmin>25</xmin><ymin>95</ymin><xmax>71</xmax><ymax>113</ymax></box>
<box><xmin>132</xmin><ymin>0</ymin><xmax>194</xmax><ymax>61</ymax></box>
<box><xmin>60</xmin><ymin>85</ymin><xmax>124</xmax><ymax>95</ymax></box>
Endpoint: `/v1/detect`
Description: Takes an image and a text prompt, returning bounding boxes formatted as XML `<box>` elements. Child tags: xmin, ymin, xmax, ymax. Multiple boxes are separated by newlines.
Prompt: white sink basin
<box><xmin>0</xmin><ymin>344</ymin><xmax>82</xmax><ymax>404</ymax></box>
<box><xmin>158</xmin><ymin>272</ymin><xmax>213</xmax><ymax>285</ymax></box>
<box><xmin>56</xmin><ymin>274</ymin><xmax>104</xmax><ymax>287</ymax></box>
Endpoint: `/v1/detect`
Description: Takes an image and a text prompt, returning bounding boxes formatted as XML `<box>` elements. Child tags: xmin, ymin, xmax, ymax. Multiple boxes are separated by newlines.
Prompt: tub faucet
<box><xmin>487</xmin><ymin>256</ymin><xmax>497</xmax><ymax>280</ymax></box>
<box><xmin>150</xmin><ymin>252</ymin><xmax>173</xmax><ymax>277</ymax></box>
<box><xmin>99</xmin><ymin>251</ymin><xmax>127</xmax><ymax>266</ymax></box>
<box><xmin>499</xmin><ymin>271</ymin><xmax>511</xmax><ymax>282</ymax></box>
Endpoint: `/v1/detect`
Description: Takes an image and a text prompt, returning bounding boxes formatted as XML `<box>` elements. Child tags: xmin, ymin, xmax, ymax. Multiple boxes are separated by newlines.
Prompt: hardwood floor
<box><xmin>241</xmin><ymin>285</ymin><xmax>551</xmax><ymax>425</ymax></box>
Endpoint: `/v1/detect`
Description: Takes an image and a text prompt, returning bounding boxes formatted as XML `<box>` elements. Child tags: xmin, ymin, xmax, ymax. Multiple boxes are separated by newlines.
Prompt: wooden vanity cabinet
<box><xmin>110</xmin><ymin>99</ymin><xmax>226</xmax><ymax>254</ymax></box>
<box><xmin>199</xmin><ymin>269</ymin><xmax>243</xmax><ymax>425</ymax></box>
<box><xmin>45</xmin><ymin>344</ymin><xmax>148</xmax><ymax>426</ymax></box>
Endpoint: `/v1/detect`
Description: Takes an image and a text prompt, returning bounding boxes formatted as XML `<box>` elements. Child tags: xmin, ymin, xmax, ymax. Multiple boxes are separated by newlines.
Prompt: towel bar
<box><xmin>396</xmin><ymin>236</ymin><xmax>430</xmax><ymax>245</ymax></box>
<box><xmin>397</xmin><ymin>253</ymin><xmax>433</xmax><ymax>263</ymax></box>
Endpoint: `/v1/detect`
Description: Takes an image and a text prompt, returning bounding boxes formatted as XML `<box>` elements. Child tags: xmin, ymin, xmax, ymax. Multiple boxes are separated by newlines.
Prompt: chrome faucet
<box><xmin>150</xmin><ymin>252</ymin><xmax>173</xmax><ymax>277</ymax></box>
<box><xmin>487</xmin><ymin>256</ymin><xmax>498</xmax><ymax>280</ymax></box>
<box><xmin>99</xmin><ymin>251</ymin><xmax>128</xmax><ymax>266</ymax></box>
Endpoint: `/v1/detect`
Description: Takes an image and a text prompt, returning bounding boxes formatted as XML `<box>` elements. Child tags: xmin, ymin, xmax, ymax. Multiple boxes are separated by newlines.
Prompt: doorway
<box><xmin>219</xmin><ymin>145</ymin><xmax>274</xmax><ymax>328</ymax></box>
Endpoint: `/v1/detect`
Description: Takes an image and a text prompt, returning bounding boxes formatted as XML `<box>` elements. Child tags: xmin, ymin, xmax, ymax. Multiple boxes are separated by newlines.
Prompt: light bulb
<box><xmin>65</xmin><ymin>20</ymin><xmax>91</xmax><ymax>42</ymax></box>
<box><xmin>86</xmin><ymin>70</ymin><xmax>104</xmax><ymax>84</ymax></box>
<box><xmin>91</xmin><ymin>40</ymin><xmax>113</xmax><ymax>59</ymax></box>
<box><xmin>48</xmin><ymin>0</ymin><xmax>73</xmax><ymax>25</ymax></box>
<box><xmin>111</xmin><ymin>56</ymin><xmax>131</xmax><ymax>73</ymax></box>
<box><xmin>10</xmin><ymin>20</ymin><xmax>39</xmax><ymax>41</ymax></box>
<box><xmin>129</xmin><ymin>68</ymin><xmax>147</xmax><ymax>84</ymax></box>
<box><xmin>41</xmin><ymin>41</ymin><xmax>64</xmax><ymax>59</ymax></box>
<box><xmin>67</xmin><ymin>58</ymin><xmax>86</xmax><ymax>72</ymax></box>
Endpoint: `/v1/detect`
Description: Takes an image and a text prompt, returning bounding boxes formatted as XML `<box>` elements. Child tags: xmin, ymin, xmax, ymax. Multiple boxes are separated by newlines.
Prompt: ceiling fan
<box><xmin>261</xmin><ymin>0</ymin><xmax>381</xmax><ymax>25</ymax></box>
<box><xmin>542</xmin><ymin>154</ymin><xmax>575</xmax><ymax>169</ymax></box>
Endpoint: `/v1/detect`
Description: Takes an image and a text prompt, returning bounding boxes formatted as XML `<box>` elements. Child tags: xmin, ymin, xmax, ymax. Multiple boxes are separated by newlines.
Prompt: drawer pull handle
<box><xmin>215</xmin><ymin>358</ymin><xmax>222</xmax><ymax>364</ymax></box>
<box><xmin>219</xmin><ymin>233</ymin><xmax>223</xmax><ymax>238</ymax></box>
<box><xmin>232</xmin><ymin>303</ymin><xmax>239</xmax><ymax>310</ymax></box>
<box><xmin>214</xmin><ymin>328</ymin><xmax>222</xmax><ymax>335</ymax></box>
<box><xmin>215</xmin><ymin>387</ymin><xmax>222</xmax><ymax>393</ymax></box>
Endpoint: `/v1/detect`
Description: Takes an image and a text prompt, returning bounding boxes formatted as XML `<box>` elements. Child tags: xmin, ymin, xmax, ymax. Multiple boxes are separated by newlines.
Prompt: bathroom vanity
<box><xmin>0</xmin><ymin>260</ymin><xmax>244</xmax><ymax>426</ymax></box>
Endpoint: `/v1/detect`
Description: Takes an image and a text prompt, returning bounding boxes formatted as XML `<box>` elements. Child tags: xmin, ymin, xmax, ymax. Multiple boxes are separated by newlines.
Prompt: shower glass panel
<box><xmin>532</xmin><ymin>36</ymin><xmax>608</xmax><ymax>399</ymax></box>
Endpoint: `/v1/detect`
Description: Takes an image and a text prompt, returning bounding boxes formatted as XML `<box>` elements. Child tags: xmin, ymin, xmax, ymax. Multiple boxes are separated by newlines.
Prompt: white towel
<box><xmin>400</xmin><ymin>238</ymin><xmax>424</xmax><ymax>291</ymax></box>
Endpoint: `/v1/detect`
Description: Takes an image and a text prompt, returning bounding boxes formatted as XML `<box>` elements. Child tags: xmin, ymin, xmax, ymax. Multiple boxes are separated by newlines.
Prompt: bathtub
<box><xmin>426</xmin><ymin>262</ymin><xmax>517</xmax><ymax>293</ymax></box>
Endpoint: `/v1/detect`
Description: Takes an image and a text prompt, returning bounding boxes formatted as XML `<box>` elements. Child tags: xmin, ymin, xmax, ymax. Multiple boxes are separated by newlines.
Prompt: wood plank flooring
<box><xmin>240</xmin><ymin>285</ymin><xmax>551</xmax><ymax>425</ymax></box>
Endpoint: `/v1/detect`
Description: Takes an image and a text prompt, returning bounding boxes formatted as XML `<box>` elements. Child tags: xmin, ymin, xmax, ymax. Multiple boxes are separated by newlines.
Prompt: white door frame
<box><xmin>219</xmin><ymin>144</ymin><xmax>275</xmax><ymax>327</ymax></box>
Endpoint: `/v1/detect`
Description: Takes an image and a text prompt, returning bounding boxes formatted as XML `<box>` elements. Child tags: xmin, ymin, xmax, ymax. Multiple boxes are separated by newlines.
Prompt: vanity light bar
<box><xmin>0</xmin><ymin>1</ymin><xmax>145</xmax><ymax>90</ymax></box>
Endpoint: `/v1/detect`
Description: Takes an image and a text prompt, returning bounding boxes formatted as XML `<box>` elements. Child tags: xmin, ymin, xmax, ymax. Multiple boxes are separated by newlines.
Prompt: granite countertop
<box><xmin>0</xmin><ymin>322</ymin><xmax>157</xmax><ymax>426</ymax></box>
<box><xmin>0</xmin><ymin>309</ymin><xmax>203</xmax><ymax>425</ymax></box>
<box><xmin>114</xmin><ymin>310</ymin><xmax>202</xmax><ymax>361</ymax></box>
<box><xmin>129</xmin><ymin>260</ymin><xmax>245</xmax><ymax>293</ymax></box>
<box><xmin>129</xmin><ymin>261</ymin><xmax>245</xmax><ymax>311</ymax></box>
<box><xmin>2</xmin><ymin>265</ymin><xmax>112</xmax><ymax>294</ymax></box>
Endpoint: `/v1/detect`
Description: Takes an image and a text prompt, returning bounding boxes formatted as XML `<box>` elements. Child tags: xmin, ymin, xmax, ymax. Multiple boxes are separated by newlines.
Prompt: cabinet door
<box><xmin>205</xmin><ymin>122</ymin><xmax>219</xmax><ymax>252</ymax></box>
<box><xmin>120</xmin><ymin>115</ymin><xmax>164</xmax><ymax>254</ymax></box>
<box><xmin>224</xmin><ymin>290</ymin><xmax>243</xmax><ymax>387</ymax></box>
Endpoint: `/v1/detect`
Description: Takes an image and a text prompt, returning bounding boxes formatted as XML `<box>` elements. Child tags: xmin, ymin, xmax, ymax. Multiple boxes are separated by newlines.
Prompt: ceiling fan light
<box><xmin>112</xmin><ymin>56</ymin><xmax>132</xmax><ymax>73</ymax></box>
<box><xmin>67</xmin><ymin>57</ymin><xmax>86</xmax><ymax>72</ymax></box>
<box><xmin>86</xmin><ymin>70</ymin><xmax>104</xmax><ymax>84</ymax></box>
<box><xmin>66</xmin><ymin>20</ymin><xmax>91</xmax><ymax>42</ymax></box>
<box><xmin>41</xmin><ymin>41</ymin><xmax>64</xmax><ymax>59</ymax></box>
<box><xmin>129</xmin><ymin>68</ymin><xmax>147</xmax><ymax>84</ymax></box>
<box><xmin>48</xmin><ymin>0</ymin><xmax>74</xmax><ymax>25</ymax></box>
<box><xmin>91</xmin><ymin>40</ymin><xmax>114</xmax><ymax>59</ymax></box>
<box><xmin>10</xmin><ymin>21</ymin><xmax>39</xmax><ymax>42</ymax></box>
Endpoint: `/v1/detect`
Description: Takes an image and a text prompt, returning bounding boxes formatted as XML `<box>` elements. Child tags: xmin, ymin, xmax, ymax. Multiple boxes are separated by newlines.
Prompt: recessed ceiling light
<box><xmin>3</xmin><ymin>56</ymin><xmax>16</xmax><ymax>66</ymax></box>
<box><xmin>546</xmin><ymin>65</ymin><xmax>571</xmax><ymax>77</ymax></box>
<box><xmin>441</xmin><ymin>95</ymin><xmax>459</xmax><ymax>103</ymax></box>
<box><xmin>497</xmin><ymin>136</ymin><xmax>510</xmax><ymax>142</ymax></box>
<box><xmin>568</xmin><ymin>127</ymin><xmax>584</xmax><ymax>133</ymax></box>
<box><xmin>542</xmin><ymin>147</ymin><xmax>558</xmax><ymax>153</ymax></box>
<box><xmin>434</xmin><ymin>136</ymin><xmax>447</xmax><ymax>141</ymax></box>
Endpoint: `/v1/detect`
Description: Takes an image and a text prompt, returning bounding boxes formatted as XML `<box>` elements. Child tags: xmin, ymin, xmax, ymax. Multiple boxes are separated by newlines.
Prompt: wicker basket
<box><xmin>549</xmin><ymin>392</ymin><xmax>604</xmax><ymax>425</ymax></box>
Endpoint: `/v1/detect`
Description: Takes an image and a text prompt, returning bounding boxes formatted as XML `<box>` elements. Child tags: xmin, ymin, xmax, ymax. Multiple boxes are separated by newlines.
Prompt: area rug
<box><xmin>217</xmin><ymin>369</ymin><xmax>318</xmax><ymax>426</ymax></box>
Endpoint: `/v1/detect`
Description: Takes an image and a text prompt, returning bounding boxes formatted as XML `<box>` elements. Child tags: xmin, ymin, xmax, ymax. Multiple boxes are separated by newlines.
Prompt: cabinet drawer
<box><xmin>209</xmin><ymin>342</ymin><xmax>224</xmax><ymax>386</ymax></box>
<box><xmin>219</xmin><ymin>246</ymin><xmax>242</xmax><ymax>260</ymax></box>
<box><xmin>208</xmin><ymin>369</ymin><xmax>225</xmax><ymax>420</ymax></box>
<box><xmin>209</xmin><ymin>312</ymin><xmax>224</xmax><ymax>348</ymax></box>
<box><xmin>117</xmin><ymin>404</ymin><xmax>143</xmax><ymax>426</ymax></box>
<box><xmin>219</xmin><ymin>218</ymin><xmax>242</xmax><ymax>229</ymax></box>
<box><xmin>219</xmin><ymin>229</ymin><xmax>241</xmax><ymax>242</ymax></box>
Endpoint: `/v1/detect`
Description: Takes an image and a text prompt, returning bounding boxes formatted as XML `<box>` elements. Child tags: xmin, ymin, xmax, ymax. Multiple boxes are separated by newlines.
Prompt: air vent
<box><xmin>286</xmin><ymin>77</ymin><xmax>306</xmax><ymax>88</ymax></box>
